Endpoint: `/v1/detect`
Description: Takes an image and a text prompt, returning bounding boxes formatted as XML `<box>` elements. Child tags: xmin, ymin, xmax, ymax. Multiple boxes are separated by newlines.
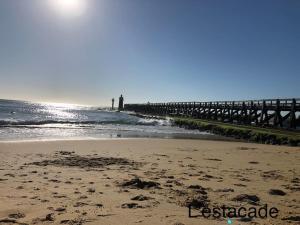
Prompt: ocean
<box><xmin>0</xmin><ymin>99</ymin><xmax>211</xmax><ymax>141</ymax></box>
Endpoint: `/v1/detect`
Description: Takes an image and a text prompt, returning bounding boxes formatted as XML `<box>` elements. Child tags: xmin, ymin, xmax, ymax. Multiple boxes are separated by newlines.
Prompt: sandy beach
<box><xmin>0</xmin><ymin>139</ymin><xmax>299</xmax><ymax>225</ymax></box>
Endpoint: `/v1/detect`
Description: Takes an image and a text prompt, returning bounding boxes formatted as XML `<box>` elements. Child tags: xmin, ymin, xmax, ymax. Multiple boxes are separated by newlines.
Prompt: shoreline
<box><xmin>0</xmin><ymin>137</ymin><xmax>242</xmax><ymax>146</ymax></box>
<box><xmin>0</xmin><ymin>132</ymin><xmax>237</xmax><ymax>143</ymax></box>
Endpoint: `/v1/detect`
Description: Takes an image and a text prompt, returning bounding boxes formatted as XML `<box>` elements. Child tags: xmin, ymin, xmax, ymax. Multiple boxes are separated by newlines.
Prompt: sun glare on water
<box><xmin>49</xmin><ymin>0</ymin><xmax>87</xmax><ymax>18</ymax></box>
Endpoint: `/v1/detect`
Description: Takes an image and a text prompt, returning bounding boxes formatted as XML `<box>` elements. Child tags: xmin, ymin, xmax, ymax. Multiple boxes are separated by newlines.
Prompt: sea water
<box><xmin>0</xmin><ymin>99</ymin><xmax>212</xmax><ymax>141</ymax></box>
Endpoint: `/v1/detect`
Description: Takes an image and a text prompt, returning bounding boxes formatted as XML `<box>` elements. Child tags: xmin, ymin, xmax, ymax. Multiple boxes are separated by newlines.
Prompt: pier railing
<box><xmin>125</xmin><ymin>98</ymin><xmax>300</xmax><ymax>129</ymax></box>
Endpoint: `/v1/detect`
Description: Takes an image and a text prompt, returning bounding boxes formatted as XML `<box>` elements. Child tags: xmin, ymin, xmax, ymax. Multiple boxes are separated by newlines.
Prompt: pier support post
<box><xmin>274</xmin><ymin>99</ymin><xmax>283</xmax><ymax>127</ymax></box>
<box><xmin>289</xmin><ymin>98</ymin><xmax>296</xmax><ymax>129</ymax></box>
<box><xmin>260</xmin><ymin>100</ymin><xmax>268</xmax><ymax>126</ymax></box>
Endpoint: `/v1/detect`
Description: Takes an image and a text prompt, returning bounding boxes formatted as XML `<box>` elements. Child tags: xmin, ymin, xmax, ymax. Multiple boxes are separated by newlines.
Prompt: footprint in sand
<box><xmin>8</xmin><ymin>212</ymin><xmax>26</xmax><ymax>219</ymax></box>
<box><xmin>121</xmin><ymin>203</ymin><xmax>143</xmax><ymax>209</ymax></box>
<box><xmin>73</xmin><ymin>202</ymin><xmax>89</xmax><ymax>207</ymax></box>
<box><xmin>55</xmin><ymin>207</ymin><xmax>66</xmax><ymax>212</ymax></box>
<box><xmin>131</xmin><ymin>194</ymin><xmax>153</xmax><ymax>201</ymax></box>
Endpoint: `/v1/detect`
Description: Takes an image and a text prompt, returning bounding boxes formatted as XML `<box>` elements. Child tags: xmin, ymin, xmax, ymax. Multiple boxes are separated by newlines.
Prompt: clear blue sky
<box><xmin>0</xmin><ymin>0</ymin><xmax>299</xmax><ymax>106</ymax></box>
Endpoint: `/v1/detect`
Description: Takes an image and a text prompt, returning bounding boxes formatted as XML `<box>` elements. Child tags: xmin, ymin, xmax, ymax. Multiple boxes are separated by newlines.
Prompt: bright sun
<box><xmin>49</xmin><ymin>0</ymin><xmax>87</xmax><ymax>18</ymax></box>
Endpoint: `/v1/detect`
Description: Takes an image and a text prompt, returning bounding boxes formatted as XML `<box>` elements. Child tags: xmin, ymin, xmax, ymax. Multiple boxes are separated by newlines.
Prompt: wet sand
<box><xmin>0</xmin><ymin>139</ymin><xmax>299</xmax><ymax>225</ymax></box>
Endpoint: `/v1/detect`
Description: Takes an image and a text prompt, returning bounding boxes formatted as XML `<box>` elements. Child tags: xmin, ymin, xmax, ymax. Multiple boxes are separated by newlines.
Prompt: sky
<box><xmin>0</xmin><ymin>0</ymin><xmax>299</xmax><ymax>106</ymax></box>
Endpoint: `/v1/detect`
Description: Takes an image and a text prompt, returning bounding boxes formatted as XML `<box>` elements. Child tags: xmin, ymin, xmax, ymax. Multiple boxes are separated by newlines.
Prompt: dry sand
<box><xmin>0</xmin><ymin>139</ymin><xmax>299</xmax><ymax>225</ymax></box>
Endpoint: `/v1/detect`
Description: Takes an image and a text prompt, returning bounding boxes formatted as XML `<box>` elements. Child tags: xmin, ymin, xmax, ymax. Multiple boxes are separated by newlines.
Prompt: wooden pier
<box><xmin>125</xmin><ymin>98</ymin><xmax>300</xmax><ymax>129</ymax></box>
